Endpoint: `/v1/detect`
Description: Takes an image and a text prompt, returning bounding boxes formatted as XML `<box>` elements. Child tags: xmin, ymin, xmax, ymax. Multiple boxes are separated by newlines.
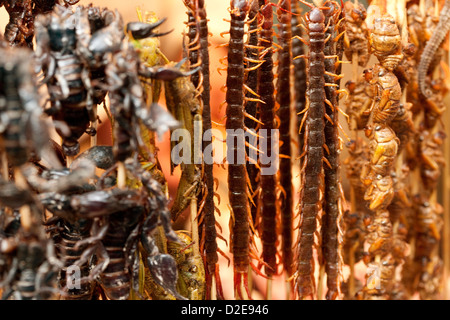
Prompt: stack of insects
<box><xmin>0</xmin><ymin>2</ymin><xmax>209</xmax><ymax>300</ymax></box>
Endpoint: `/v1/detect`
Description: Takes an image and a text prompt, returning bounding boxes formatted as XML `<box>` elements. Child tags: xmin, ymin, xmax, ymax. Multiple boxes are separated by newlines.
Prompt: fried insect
<box><xmin>359</xmin><ymin>14</ymin><xmax>403</xmax><ymax>300</ymax></box>
<box><xmin>165</xmin><ymin>66</ymin><xmax>202</xmax><ymax>222</ymax></box>
<box><xmin>225</xmin><ymin>0</ymin><xmax>252</xmax><ymax>300</ymax></box>
<box><xmin>258</xmin><ymin>0</ymin><xmax>278</xmax><ymax>279</ymax></box>
<box><xmin>343</xmin><ymin>1</ymin><xmax>370</xmax><ymax>67</ymax></box>
<box><xmin>413</xmin><ymin>196</ymin><xmax>444</xmax><ymax>299</ymax></box>
<box><xmin>34</xmin><ymin>7</ymin><xmax>96</xmax><ymax>156</ymax></box>
<box><xmin>243</xmin><ymin>0</ymin><xmax>260</xmax><ymax>230</ymax></box>
<box><xmin>276</xmin><ymin>0</ymin><xmax>292</xmax><ymax>282</ymax></box>
<box><xmin>345</xmin><ymin>75</ymin><xmax>375</xmax><ymax>131</ymax></box>
<box><xmin>418</xmin><ymin>130</ymin><xmax>446</xmax><ymax>197</ymax></box>
<box><xmin>167</xmin><ymin>232</ymin><xmax>206</xmax><ymax>300</ymax></box>
<box><xmin>2</xmin><ymin>0</ymin><xmax>34</xmax><ymax>48</ymax></box>
<box><xmin>418</xmin><ymin>0</ymin><xmax>450</xmax><ymax>98</ymax></box>
<box><xmin>295</xmin><ymin>3</ymin><xmax>326</xmax><ymax>300</ymax></box>
<box><xmin>322</xmin><ymin>0</ymin><xmax>345</xmax><ymax>300</ymax></box>
<box><xmin>43</xmin><ymin>164</ymin><xmax>186</xmax><ymax>300</ymax></box>
<box><xmin>0</xmin><ymin>47</ymin><xmax>53</xmax><ymax>169</ymax></box>
<box><xmin>104</xmin><ymin>44</ymin><xmax>181</xmax><ymax>163</ymax></box>
<box><xmin>0</xmin><ymin>221</ymin><xmax>62</xmax><ymax>300</ymax></box>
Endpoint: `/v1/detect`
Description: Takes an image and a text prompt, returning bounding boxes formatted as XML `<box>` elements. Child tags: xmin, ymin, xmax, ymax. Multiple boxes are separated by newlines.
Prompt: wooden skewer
<box><xmin>348</xmin><ymin>241</ymin><xmax>358</xmax><ymax>298</ymax></box>
<box><xmin>190</xmin><ymin>197</ymin><xmax>200</xmax><ymax>257</ymax></box>
<box><xmin>211</xmin><ymin>273</ymin><xmax>217</xmax><ymax>300</ymax></box>
<box><xmin>266</xmin><ymin>277</ymin><xmax>272</xmax><ymax>300</ymax></box>
<box><xmin>117</xmin><ymin>161</ymin><xmax>127</xmax><ymax>189</ymax></box>
<box><xmin>317</xmin><ymin>265</ymin><xmax>325</xmax><ymax>300</ymax></box>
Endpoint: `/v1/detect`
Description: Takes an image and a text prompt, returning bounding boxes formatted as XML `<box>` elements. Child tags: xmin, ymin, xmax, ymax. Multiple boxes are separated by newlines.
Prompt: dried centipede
<box><xmin>225</xmin><ymin>0</ymin><xmax>252</xmax><ymax>300</ymax></box>
<box><xmin>244</xmin><ymin>0</ymin><xmax>260</xmax><ymax>229</ymax></box>
<box><xmin>258</xmin><ymin>0</ymin><xmax>278</xmax><ymax>280</ymax></box>
<box><xmin>291</xmin><ymin>1</ymin><xmax>307</xmax><ymax>163</ymax></box>
<box><xmin>295</xmin><ymin>2</ymin><xmax>326</xmax><ymax>300</ymax></box>
<box><xmin>322</xmin><ymin>0</ymin><xmax>345</xmax><ymax>300</ymax></box>
<box><xmin>276</xmin><ymin>0</ymin><xmax>293</xmax><ymax>285</ymax></box>
<box><xmin>343</xmin><ymin>1</ymin><xmax>370</xmax><ymax>68</ymax></box>
<box><xmin>418</xmin><ymin>0</ymin><xmax>450</xmax><ymax>98</ymax></box>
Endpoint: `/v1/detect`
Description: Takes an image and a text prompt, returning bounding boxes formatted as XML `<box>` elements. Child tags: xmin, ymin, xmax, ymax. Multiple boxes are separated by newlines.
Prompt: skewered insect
<box><xmin>34</xmin><ymin>6</ymin><xmax>97</xmax><ymax>157</ymax></box>
<box><xmin>295</xmin><ymin>2</ymin><xmax>326</xmax><ymax>300</ymax></box>
<box><xmin>276</xmin><ymin>0</ymin><xmax>293</xmax><ymax>283</ymax></box>
<box><xmin>321</xmin><ymin>0</ymin><xmax>345</xmax><ymax>300</ymax></box>
<box><xmin>225</xmin><ymin>0</ymin><xmax>253</xmax><ymax>300</ymax></box>
<box><xmin>258</xmin><ymin>0</ymin><xmax>278</xmax><ymax>280</ymax></box>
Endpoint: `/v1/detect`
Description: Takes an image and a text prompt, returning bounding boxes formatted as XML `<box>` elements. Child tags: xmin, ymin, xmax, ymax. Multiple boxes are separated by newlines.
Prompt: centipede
<box><xmin>258</xmin><ymin>0</ymin><xmax>278</xmax><ymax>281</ymax></box>
<box><xmin>418</xmin><ymin>0</ymin><xmax>450</xmax><ymax>98</ymax></box>
<box><xmin>321</xmin><ymin>0</ymin><xmax>344</xmax><ymax>300</ymax></box>
<box><xmin>243</xmin><ymin>0</ymin><xmax>260</xmax><ymax>229</ymax></box>
<box><xmin>225</xmin><ymin>0</ymin><xmax>252</xmax><ymax>300</ymax></box>
<box><xmin>295</xmin><ymin>2</ymin><xmax>326</xmax><ymax>300</ymax></box>
<box><xmin>276</xmin><ymin>0</ymin><xmax>294</xmax><ymax>286</ymax></box>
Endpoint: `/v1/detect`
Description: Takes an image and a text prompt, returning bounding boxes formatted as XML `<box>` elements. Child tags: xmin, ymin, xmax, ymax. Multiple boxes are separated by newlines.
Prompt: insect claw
<box><xmin>292</xmin><ymin>35</ymin><xmax>309</xmax><ymax>46</ymax></box>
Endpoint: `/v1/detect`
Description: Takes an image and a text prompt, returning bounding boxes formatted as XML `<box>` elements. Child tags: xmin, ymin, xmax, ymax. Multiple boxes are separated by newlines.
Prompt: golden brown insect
<box><xmin>344</xmin><ymin>138</ymin><xmax>371</xmax><ymax>215</ymax></box>
<box><xmin>166</xmin><ymin>232</ymin><xmax>206</xmax><ymax>300</ymax></box>
<box><xmin>165</xmin><ymin>69</ymin><xmax>202</xmax><ymax>221</ymax></box>
<box><xmin>359</xmin><ymin>15</ymin><xmax>403</xmax><ymax>300</ymax></box>
<box><xmin>412</xmin><ymin>196</ymin><xmax>444</xmax><ymax>299</ymax></box>
<box><xmin>418</xmin><ymin>130</ymin><xmax>446</xmax><ymax>196</ymax></box>
<box><xmin>422</xmin><ymin>76</ymin><xmax>448</xmax><ymax>130</ymax></box>
<box><xmin>362</xmin><ymin>124</ymin><xmax>399</xmax><ymax>187</ymax></box>
<box><xmin>358</xmin><ymin>253</ymin><xmax>395</xmax><ymax>300</ymax></box>
<box><xmin>369</xmin><ymin>15</ymin><xmax>403</xmax><ymax>71</ymax></box>
<box><xmin>345</xmin><ymin>75</ymin><xmax>376</xmax><ymax>131</ymax></box>
<box><xmin>343</xmin><ymin>0</ymin><xmax>370</xmax><ymax>67</ymax></box>
<box><xmin>368</xmin><ymin>65</ymin><xmax>402</xmax><ymax>125</ymax></box>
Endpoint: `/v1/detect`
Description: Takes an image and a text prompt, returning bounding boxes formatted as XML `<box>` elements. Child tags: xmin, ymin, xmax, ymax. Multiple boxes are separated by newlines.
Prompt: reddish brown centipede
<box><xmin>244</xmin><ymin>0</ymin><xmax>261</xmax><ymax>228</ymax></box>
<box><xmin>276</xmin><ymin>0</ymin><xmax>293</xmax><ymax>283</ymax></box>
<box><xmin>225</xmin><ymin>0</ymin><xmax>252</xmax><ymax>300</ymax></box>
<box><xmin>322</xmin><ymin>0</ymin><xmax>344</xmax><ymax>300</ymax></box>
<box><xmin>183</xmin><ymin>0</ymin><xmax>224</xmax><ymax>300</ymax></box>
<box><xmin>295</xmin><ymin>2</ymin><xmax>326</xmax><ymax>300</ymax></box>
<box><xmin>257</xmin><ymin>0</ymin><xmax>278</xmax><ymax>279</ymax></box>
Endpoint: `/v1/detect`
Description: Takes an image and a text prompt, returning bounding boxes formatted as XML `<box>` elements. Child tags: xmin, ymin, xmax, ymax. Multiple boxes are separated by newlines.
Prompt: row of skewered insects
<box><xmin>0</xmin><ymin>0</ymin><xmax>448</xmax><ymax>300</ymax></box>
